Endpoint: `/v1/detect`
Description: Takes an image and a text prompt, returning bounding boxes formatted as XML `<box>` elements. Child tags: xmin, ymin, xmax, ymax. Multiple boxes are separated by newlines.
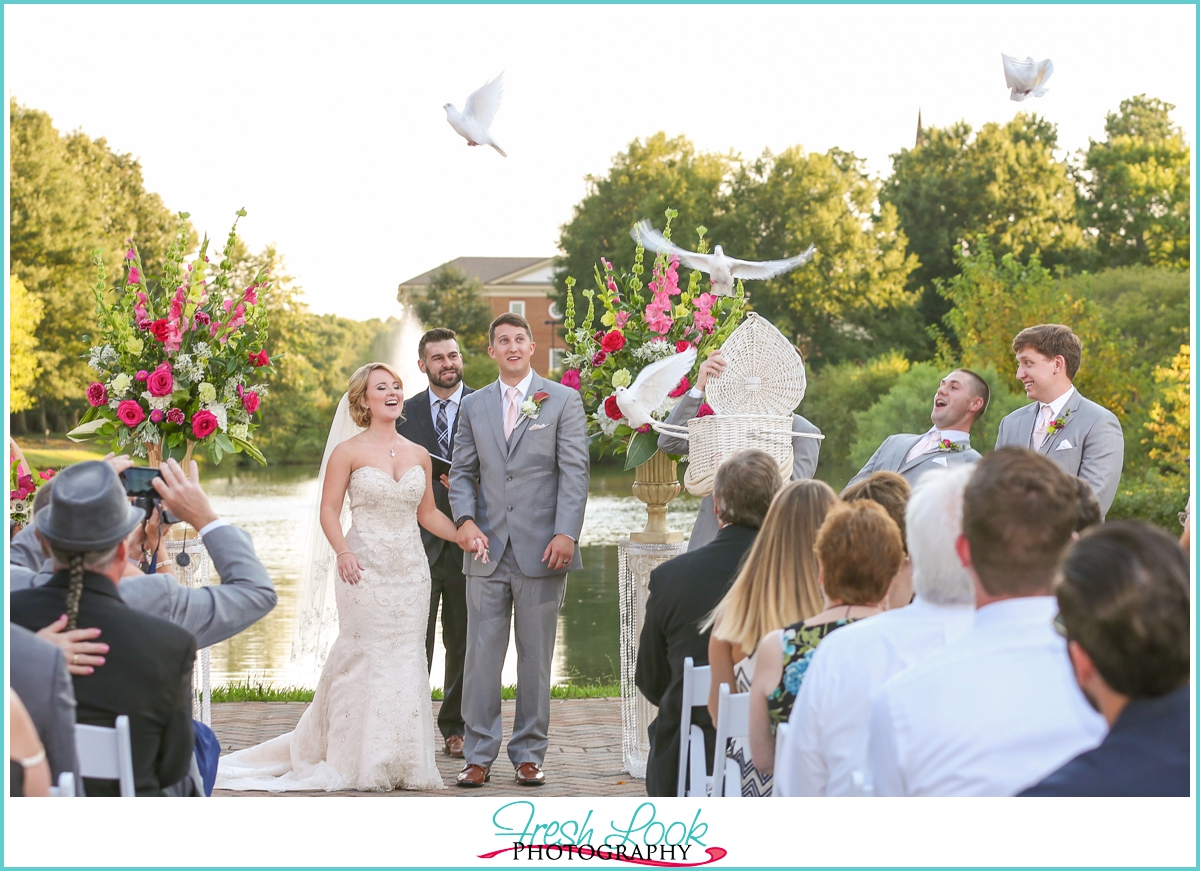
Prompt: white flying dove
<box><xmin>632</xmin><ymin>220</ymin><xmax>815</xmax><ymax>297</ymax></box>
<box><xmin>1002</xmin><ymin>53</ymin><xmax>1053</xmax><ymax>101</ymax></box>
<box><xmin>613</xmin><ymin>346</ymin><xmax>697</xmax><ymax>431</ymax></box>
<box><xmin>444</xmin><ymin>73</ymin><xmax>507</xmax><ymax>157</ymax></box>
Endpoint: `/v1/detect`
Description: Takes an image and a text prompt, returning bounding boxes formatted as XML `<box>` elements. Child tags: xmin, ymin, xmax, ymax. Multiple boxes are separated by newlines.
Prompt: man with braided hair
<box><xmin>10</xmin><ymin>461</ymin><xmax>196</xmax><ymax>796</ymax></box>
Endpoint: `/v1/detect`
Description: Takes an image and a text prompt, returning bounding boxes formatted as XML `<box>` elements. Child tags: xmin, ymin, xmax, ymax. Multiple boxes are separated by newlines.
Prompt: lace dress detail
<box><xmin>217</xmin><ymin>465</ymin><xmax>444</xmax><ymax>792</ymax></box>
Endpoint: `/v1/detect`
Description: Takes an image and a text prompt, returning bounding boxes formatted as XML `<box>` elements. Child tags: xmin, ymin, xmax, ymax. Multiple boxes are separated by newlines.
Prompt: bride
<box><xmin>216</xmin><ymin>362</ymin><xmax>487</xmax><ymax>792</ymax></box>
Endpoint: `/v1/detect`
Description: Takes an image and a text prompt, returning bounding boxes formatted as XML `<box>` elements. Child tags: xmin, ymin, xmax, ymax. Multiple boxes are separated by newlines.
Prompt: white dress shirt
<box><xmin>1042</xmin><ymin>385</ymin><xmax>1076</xmax><ymax>419</ymax></box>
<box><xmin>428</xmin><ymin>382</ymin><xmax>464</xmax><ymax>439</ymax></box>
<box><xmin>499</xmin><ymin>370</ymin><xmax>535</xmax><ymax>416</ymax></box>
<box><xmin>867</xmin><ymin>596</ymin><xmax>1106</xmax><ymax>796</ymax></box>
<box><xmin>777</xmin><ymin>597</ymin><xmax>974</xmax><ymax>796</ymax></box>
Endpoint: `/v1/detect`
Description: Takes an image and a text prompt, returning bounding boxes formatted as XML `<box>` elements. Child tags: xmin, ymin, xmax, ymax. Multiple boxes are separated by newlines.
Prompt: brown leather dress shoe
<box><xmin>515</xmin><ymin>762</ymin><xmax>546</xmax><ymax>786</ymax></box>
<box><xmin>444</xmin><ymin>735</ymin><xmax>465</xmax><ymax>758</ymax></box>
<box><xmin>456</xmin><ymin>763</ymin><xmax>490</xmax><ymax>787</ymax></box>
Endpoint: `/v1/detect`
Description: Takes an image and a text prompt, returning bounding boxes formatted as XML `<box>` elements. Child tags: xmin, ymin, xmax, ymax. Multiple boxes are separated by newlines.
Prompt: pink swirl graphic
<box><xmin>478</xmin><ymin>845</ymin><xmax>727</xmax><ymax>867</ymax></box>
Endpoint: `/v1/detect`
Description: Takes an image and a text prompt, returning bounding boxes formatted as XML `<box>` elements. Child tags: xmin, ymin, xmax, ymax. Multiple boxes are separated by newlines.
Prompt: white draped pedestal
<box><xmin>163</xmin><ymin>532</ymin><xmax>212</xmax><ymax>725</ymax></box>
<box><xmin>618</xmin><ymin>539</ymin><xmax>687</xmax><ymax>778</ymax></box>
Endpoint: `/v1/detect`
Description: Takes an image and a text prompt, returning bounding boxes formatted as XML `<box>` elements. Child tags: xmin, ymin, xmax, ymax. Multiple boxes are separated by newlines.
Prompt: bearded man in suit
<box><xmin>397</xmin><ymin>327</ymin><xmax>475</xmax><ymax>759</ymax></box>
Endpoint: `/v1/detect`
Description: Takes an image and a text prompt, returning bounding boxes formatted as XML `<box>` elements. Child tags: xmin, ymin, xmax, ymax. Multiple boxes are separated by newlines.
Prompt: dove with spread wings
<box><xmin>631</xmin><ymin>220</ymin><xmax>816</xmax><ymax>297</ymax></box>
<box><xmin>444</xmin><ymin>73</ymin><xmax>507</xmax><ymax>157</ymax></box>
<box><xmin>1002</xmin><ymin>53</ymin><xmax>1054</xmax><ymax>102</ymax></box>
<box><xmin>613</xmin><ymin>346</ymin><xmax>698</xmax><ymax>432</ymax></box>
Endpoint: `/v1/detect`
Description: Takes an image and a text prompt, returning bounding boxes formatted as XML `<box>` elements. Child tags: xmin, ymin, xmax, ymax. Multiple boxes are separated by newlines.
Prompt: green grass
<box><xmin>211</xmin><ymin>678</ymin><xmax>622</xmax><ymax>704</ymax></box>
<box><xmin>18</xmin><ymin>438</ymin><xmax>110</xmax><ymax>471</ymax></box>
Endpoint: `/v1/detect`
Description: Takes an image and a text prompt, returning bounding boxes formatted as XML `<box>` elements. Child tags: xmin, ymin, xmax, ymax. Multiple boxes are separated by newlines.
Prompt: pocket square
<box><xmin>932</xmin><ymin>456</ymin><xmax>948</xmax><ymax>467</ymax></box>
<box><xmin>529</xmin><ymin>423</ymin><xmax>549</xmax><ymax>431</ymax></box>
<box><xmin>1055</xmin><ymin>439</ymin><xmax>1074</xmax><ymax>451</ymax></box>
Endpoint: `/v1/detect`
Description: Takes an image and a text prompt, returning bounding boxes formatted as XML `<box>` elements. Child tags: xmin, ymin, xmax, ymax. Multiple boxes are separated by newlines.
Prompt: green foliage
<box><xmin>1143</xmin><ymin>345</ymin><xmax>1190</xmax><ymax>472</ymax></box>
<box><xmin>399</xmin><ymin>265</ymin><xmax>493</xmax><ymax>355</ymax></box>
<box><xmin>1107</xmin><ymin>466</ymin><xmax>1191</xmax><ymax>531</ymax></box>
<box><xmin>1081</xmin><ymin>95</ymin><xmax>1190</xmax><ymax>270</ymax></box>
<box><xmin>8</xmin><ymin>274</ymin><xmax>43</xmax><ymax>412</ymax></box>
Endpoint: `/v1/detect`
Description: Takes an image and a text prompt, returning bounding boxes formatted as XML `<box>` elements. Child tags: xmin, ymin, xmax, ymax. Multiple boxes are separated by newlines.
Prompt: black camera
<box><xmin>122</xmin><ymin>467</ymin><xmax>181</xmax><ymax>525</ymax></box>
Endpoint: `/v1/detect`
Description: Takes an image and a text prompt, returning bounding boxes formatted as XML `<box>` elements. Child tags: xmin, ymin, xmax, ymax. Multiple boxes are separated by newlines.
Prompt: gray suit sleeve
<box><xmin>449</xmin><ymin>396</ymin><xmax>481</xmax><ymax>523</ymax></box>
<box><xmin>657</xmin><ymin>393</ymin><xmax>702</xmax><ymax>456</ymax></box>
<box><xmin>10</xmin><ymin>523</ymin><xmax>45</xmax><ymax>571</ymax></box>
<box><xmin>792</xmin><ymin>416</ymin><xmax>822</xmax><ymax>480</ymax></box>
<box><xmin>844</xmin><ymin>438</ymin><xmax>888</xmax><ymax>492</ymax></box>
<box><xmin>1079</xmin><ymin>411</ymin><xmax>1125</xmax><ymax>517</ymax></box>
<box><xmin>553</xmin><ymin>388</ymin><xmax>591</xmax><ymax>541</ymax></box>
<box><xmin>47</xmin><ymin>646</ymin><xmax>81</xmax><ymax>792</ymax></box>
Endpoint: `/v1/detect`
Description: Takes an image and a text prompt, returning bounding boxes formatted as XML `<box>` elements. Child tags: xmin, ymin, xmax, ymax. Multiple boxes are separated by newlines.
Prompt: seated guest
<box><xmin>1021</xmin><ymin>522</ymin><xmax>1189</xmax><ymax>796</ymax></box>
<box><xmin>10</xmin><ymin>461</ymin><xmax>197</xmax><ymax>796</ymax></box>
<box><xmin>702</xmin><ymin>479</ymin><xmax>839</xmax><ymax>796</ymax></box>
<box><xmin>845</xmin><ymin>368</ymin><xmax>987</xmax><ymax>491</ymax></box>
<box><xmin>636</xmin><ymin>449</ymin><xmax>783</xmax><ymax>796</ymax></box>
<box><xmin>10</xmin><ymin>689</ymin><xmax>52</xmax><ymax>797</ymax></box>
<box><xmin>748</xmin><ymin>500</ymin><xmax>902</xmax><ymax>777</ymax></box>
<box><xmin>9</xmin><ymin>624</ymin><xmax>79</xmax><ymax>792</ymax></box>
<box><xmin>867</xmin><ymin>448</ymin><xmax>1107</xmax><ymax>796</ymax></box>
<box><xmin>1073</xmin><ymin>477</ymin><xmax>1102</xmax><ymax>532</ymax></box>
<box><xmin>841</xmin><ymin>471</ymin><xmax>913</xmax><ymax>610</ymax></box>
<box><xmin>778</xmin><ymin>465</ymin><xmax>976</xmax><ymax>796</ymax></box>
<box><xmin>658</xmin><ymin>350</ymin><xmax>822</xmax><ymax>551</ymax></box>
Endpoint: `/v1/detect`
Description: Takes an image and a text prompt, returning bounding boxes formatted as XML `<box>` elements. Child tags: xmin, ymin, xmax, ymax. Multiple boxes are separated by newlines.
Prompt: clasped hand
<box><xmin>454</xmin><ymin>520</ymin><xmax>491</xmax><ymax>565</ymax></box>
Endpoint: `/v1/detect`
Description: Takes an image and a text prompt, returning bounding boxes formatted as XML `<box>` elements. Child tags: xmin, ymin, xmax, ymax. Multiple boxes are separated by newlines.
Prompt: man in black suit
<box><xmin>635</xmin><ymin>449</ymin><xmax>784</xmax><ymax>797</ymax></box>
<box><xmin>397</xmin><ymin>327</ymin><xmax>474</xmax><ymax>758</ymax></box>
<box><xmin>1021</xmin><ymin>522</ymin><xmax>1190</xmax><ymax>797</ymax></box>
<box><xmin>10</xmin><ymin>461</ymin><xmax>196</xmax><ymax>796</ymax></box>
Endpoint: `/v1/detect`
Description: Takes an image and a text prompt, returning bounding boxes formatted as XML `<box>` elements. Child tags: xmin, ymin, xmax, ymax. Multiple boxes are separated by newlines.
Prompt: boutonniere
<box><xmin>937</xmin><ymin>439</ymin><xmax>966</xmax><ymax>453</ymax></box>
<box><xmin>1046</xmin><ymin>408</ymin><xmax>1073</xmax><ymax>435</ymax></box>
<box><xmin>521</xmin><ymin>391</ymin><xmax>551</xmax><ymax>421</ymax></box>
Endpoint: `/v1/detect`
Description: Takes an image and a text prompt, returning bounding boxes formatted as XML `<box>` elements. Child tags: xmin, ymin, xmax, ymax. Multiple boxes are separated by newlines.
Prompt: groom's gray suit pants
<box><xmin>462</xmin><ymin>544</ymin><xmax>567</xmax><ymax>769</ymax></box>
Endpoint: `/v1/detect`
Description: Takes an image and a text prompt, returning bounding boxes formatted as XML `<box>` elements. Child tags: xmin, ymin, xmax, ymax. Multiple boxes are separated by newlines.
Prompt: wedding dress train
<box><xmin>216</xmin><ymin>465</ymin><xmax>444</xmax><ymax>792</ymax></box>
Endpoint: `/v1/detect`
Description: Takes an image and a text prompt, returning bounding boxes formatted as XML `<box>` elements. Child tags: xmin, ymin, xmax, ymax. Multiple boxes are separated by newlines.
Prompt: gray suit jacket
<box><xmin>657</xmin><ymin>393</ymin><xmax>822</xmax><ymax>552</ymax></box>
<box><xmin>995</xmin><ymin>389</ymin><xmax>1124</xmax><ymax>517</ymax></box>
<box><xmin>9</xmin><ymin>523</ymin><xmax>276</xmax><ymax>649</ymax></box>
<box><xmin>10</xmin><ymin>624</ymin><xmax>81</xmax><ymax>793</ymax></box>
<box><xmin>845</xmin><ymin>433</ymin><xmax>982</xmax><ymax>493</ymax></box>
<box><xmin>449</xmin><ymin>373</ymin><xmax>590</xmax><ymax>577</ymax></box>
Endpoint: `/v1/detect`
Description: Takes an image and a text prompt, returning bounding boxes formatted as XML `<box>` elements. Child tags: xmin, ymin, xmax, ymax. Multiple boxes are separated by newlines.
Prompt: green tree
<box><xmin>398</xmin><ymin>265</ymin><xmax>493</xmax><ymax>354</ymax></box>
<box><xmin>1081</xmin><ymin>95</ymin><xmax>1190</xmax><ymax>270</ymax></box>
<box><xmin>1143</xmin><ymin>344</ymin><xmax>1190</xmax><ymax>473</ymax></box>
<box><xmin>8</xmin><ymin>275</ymin><xmax>44</xmax><ymax>413</ymax></box>
<box><xmin>882</xmin><ymin>113</ymin><xmax>1085</xmax><ymax>330</ymax></box>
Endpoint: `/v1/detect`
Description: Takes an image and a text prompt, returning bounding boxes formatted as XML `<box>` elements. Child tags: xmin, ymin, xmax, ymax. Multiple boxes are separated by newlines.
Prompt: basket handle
<box><xmin>755</xmin><ymin>429</ymin><xmax>825</xmax><ymax>439</ymax></box>
<box><xmin>652</xmin><ymin>422</ymin><xmax>691</xmax><ymax>439</ymax></box>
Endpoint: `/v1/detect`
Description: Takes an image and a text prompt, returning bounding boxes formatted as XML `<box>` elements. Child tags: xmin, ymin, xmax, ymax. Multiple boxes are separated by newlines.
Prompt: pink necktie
<box><xmin>1032</xmin><ymin>404</ymin><xmax>1054</xmax><ymax>451</ymax></box>
<box><xmin>503</xmin><ymin>386</ymin><xmax>521</xmax><ymax>440</ymax></box>
<box><xmin>905</xmin><ymin>431</ymin><xmax>941</xmax><ymax>464</ymax></box>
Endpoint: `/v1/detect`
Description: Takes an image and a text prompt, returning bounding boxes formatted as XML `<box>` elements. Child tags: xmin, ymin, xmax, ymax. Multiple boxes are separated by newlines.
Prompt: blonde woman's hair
<box><xmin>704</xmin><ymin>479</ymin><xmax>839</xmax><ymax>654</ymax></box>
<box><xmin>347</xmin><ymin>362</ymin><xmax>405</xmax><ymax>427</ymax></box>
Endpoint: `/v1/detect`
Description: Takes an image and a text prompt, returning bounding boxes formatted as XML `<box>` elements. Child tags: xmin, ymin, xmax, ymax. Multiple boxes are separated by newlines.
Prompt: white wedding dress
<box><xmin>216</xmin><ymin>465</ymin><xmax>444</xmax><ymax>792</ymax></box>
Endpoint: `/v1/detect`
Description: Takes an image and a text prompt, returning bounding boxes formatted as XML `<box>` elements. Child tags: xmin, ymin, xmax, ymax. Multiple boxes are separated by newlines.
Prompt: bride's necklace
<box><xmin>369</xmin><ymin>428</ymin><xmax>397</xmax><ymax>458</ymax></box>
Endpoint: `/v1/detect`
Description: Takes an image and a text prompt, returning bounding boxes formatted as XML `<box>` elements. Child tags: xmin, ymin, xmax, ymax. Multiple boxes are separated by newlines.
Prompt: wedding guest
<box><xmin>778</xmin><ymin>466</ymin><xmax>976</xmax><ymax>796</ymax></box>
<box><xmin>748</xmin><ymin>500</ymin><xmax>901</xmax><ymax>777</ymax></box>
<box><xmin>1073</xmin><ymin>477</ymin><xmax>1102</xmax><ymax>532</ymax></box>
<box><xmin>9</xmin><ymin>625</ymin><xmax>80</xmax><ymax>793</ymax></box>
<box><xmin>398</xmin><ymin>328</ymin><xmax>474</xmax><ymax>759</ymax></box>
<box><xmin>10</xmin><ymin>689</ymin><xmax>52</xmax><ymax>797</ymax></box>
<box><xmin>1021</xmin><ymin>522</ymin><xmax>1189</xmax><ymax>796</ymax></box>
<box><xmin>841</xmin><ymin>472</ymin><xmax>913</xmax><ymax>610</ymax></box>
<box><xmin>9</xmin><ymin>461</ymin><xmax>197</xmax><ymax>796</ymax></box>
<box><xmin>995</xmin><ymin>324</ymin><xmax>1124</xmax><ymax>517</ymax></box>
<box><xmin>702</xmin><ymin>479</ymin><xmax>839</xmax><ymax>796</ymax></box>
<box><xmin>867</xmin><ymin>448</ymin><xmax>1107</xmax><ymax>796</ymax></box>
<box><xmin>636</xmin><ymin>449</ymin><xmax>783</xmax><ymax>797</ymax></box>
<box><xmin>845</xmin><ymin>369</ymin><xmax>987</xmax><ymax>491</ymax></box>
<box><xmin>658</xmin><ymin>350</ymin><xmax>821</xmax><ymax>551</ymax></box>
<box><xmin>1180</xmin><ymin>495</ymin><xmax>1190</xmax><ymax>553</ymax></box>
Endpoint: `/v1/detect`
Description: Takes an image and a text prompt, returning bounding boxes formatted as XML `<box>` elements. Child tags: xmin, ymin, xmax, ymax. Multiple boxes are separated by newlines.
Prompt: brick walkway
<box><xmin>211</xmin><ymin>699</ymin><xmax>647</xmax><ymax>797</ymax></box>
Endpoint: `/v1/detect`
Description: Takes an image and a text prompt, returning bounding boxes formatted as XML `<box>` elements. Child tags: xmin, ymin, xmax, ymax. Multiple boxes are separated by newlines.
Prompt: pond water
<box><xmin>202</xmin><ymin>462</ymin><xmax>701</xmax><ymax>689</ymax></box>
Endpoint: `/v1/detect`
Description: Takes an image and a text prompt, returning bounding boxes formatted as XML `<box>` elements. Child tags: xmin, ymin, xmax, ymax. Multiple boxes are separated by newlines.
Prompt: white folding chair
<box><xmin>712</xmin><ymin>683</ymin><xmax>751</xmax><ymax>797</ymax></box>
<box><xmin>676</xmin><ymin>657</ymin><xmax>712</xmax><ymax>797</ymax></box>
<box><xmin>75</xmin><ymin>715</ymin><xmax>136</xmax><ymax>797</ymax></box>
<box><xmin>773</xmin><ymin>722</ymin><xmax>790</xmax><ymax>797</ymax></box>
<box><xmin>48</xmin><ymin>771</ymin><xmax>76</xmax><ymax>797</ymax></box>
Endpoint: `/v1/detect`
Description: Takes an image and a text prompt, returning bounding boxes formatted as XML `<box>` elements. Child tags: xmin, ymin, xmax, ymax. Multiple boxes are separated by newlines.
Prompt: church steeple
<box><xmin>915</xmin><ymin>108</ymin><xmax>925</xmax><ymax>147</ymax></box>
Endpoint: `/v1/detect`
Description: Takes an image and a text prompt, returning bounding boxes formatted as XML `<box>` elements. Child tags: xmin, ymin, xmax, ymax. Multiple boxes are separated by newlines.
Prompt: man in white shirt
<box><xmin>778</xmin><ymin>464</ymin><xmax>977</xmax><ymax>796</ymax></box>
<box><xmin>994</xmin><ymin>324</ymin><xmax>1124</xmax><ymax>517</ymax></box>
<box><xmin>867</xmin><ymin>447</ymin><xmax>1107</xmax><ymax>796</ymax></box>
<box><xmin>844</xmin><ymin>369</ymin><xmax>987</xmax><ymax>492</ymax></box>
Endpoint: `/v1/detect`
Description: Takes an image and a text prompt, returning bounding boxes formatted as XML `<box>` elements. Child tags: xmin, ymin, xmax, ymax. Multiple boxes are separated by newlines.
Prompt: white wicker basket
<box><xmin>682</xmin><ymin>414</ymin><xmax>796</xmax><ymax>497</ymax></box>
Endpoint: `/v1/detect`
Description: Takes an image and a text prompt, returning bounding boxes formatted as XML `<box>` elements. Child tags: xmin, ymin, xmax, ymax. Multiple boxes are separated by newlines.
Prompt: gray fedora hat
<box><xmin>34</xmin><ymin>461</ymin><xmax>143</xmax><ymax>552</ymax></box>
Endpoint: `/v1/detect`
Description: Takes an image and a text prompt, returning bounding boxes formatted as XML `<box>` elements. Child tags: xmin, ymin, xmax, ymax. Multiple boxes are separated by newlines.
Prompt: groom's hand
<box><xmin>457</xmin><ymin>520</ymin><xmax>484</xmax><ymax>553</ymax></box>
<box><xmin>542</xmin><ymin>534</ymin><xmax>575</xmax><ymax>572</ymax></box>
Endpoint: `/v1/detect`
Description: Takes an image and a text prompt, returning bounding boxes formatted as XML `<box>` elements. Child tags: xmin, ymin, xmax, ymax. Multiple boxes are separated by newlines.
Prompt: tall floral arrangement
<box><xmin>561</xmin><ymin>209</ymin><xmax>746</xmax><ymax>468</ymax></box>
<box><xmin>70</xmin><ymin>209</ymin><xmax>273</xmax><ymax>465</ymax></box>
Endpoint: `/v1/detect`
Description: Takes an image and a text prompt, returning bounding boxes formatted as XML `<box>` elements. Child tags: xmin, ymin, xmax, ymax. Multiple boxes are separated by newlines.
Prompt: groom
<box><xmin>449</xmin><ymin>313</ymin><xmax>589</xmax><ymax>787</ymax></box>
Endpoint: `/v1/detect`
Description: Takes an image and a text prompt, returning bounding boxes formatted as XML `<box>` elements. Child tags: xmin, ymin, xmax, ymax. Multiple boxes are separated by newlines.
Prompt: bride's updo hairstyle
<box><xmin>347</xmin><ymin>362</ymin><xmax>405</xmax><ymax>427</ymax></box>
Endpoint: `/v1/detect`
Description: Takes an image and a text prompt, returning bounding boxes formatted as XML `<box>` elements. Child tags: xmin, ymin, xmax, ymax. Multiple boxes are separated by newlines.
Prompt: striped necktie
<box><xmin>435</xmin><ymin>399</ymin><xmax>451</xmax><ymax>457</ymax></box>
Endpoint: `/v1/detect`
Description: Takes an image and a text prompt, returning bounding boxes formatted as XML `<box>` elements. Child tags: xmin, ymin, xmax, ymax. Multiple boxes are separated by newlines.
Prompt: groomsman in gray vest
<box><xmin>994</xmin><ymin>324</ymin><xmax>1124</xmax><ymax>517</ymax></box>
<box><xmin>658</xmin><ymin>350</ymin><xmax>822</xmax><ymax>551</ymax></box>
<box><xmin>845</xmin><ymin>368</ymin><xmax>988</xmax><ymax>492</ymax></box>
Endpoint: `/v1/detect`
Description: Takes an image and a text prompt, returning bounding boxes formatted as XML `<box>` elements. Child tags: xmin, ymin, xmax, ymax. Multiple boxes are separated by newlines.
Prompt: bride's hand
<box><xmin>471</xmin><ymin>537</ymin><xmax>490</xmax><ymax>564</ymax></box>
<box><xmin>337</xmin><ymin>552</ymin><xmax>364</xmax><ymax>585</ymax></box>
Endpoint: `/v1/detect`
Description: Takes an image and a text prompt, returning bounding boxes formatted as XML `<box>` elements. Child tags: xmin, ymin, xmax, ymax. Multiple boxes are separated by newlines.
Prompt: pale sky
<box><xmin>6</xmin><ymin>5</ymin><xmax>1195</xmax><ymax>321</ymax></box>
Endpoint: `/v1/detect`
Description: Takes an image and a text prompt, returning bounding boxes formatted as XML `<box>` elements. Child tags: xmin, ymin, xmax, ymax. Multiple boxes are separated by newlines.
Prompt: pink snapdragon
<box><xmin>644</xmin><ymin>291</ymin><xmax>674</xmax><ymax>335</ymax></box>
<box><xmin>614</xmin><ymin>311</ymin><xmax>631</xmax><ymax>329</ymax></box>
<box><xmin>127</xmin><ymin>267</ymin><xmax>141</xmax><ymax>286</ymax></box>
<box><xmin>692</xmin><ymin>292</ymin><xmax>717</xmax><ymax>334</ymax></box>
<box><xmin>125</xmin><ymin>248</ymin><xmax>136</xmax><ymax>261</ymax></box>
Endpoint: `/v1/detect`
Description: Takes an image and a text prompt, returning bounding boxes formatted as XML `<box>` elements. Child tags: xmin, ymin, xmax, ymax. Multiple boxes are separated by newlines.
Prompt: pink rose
<box><xmin>150</xmin><ymin>319</ymin><xmax>171</xmax><ymax>342</ymax></box>
<box><xmin>249</xmin><ymin>349</ymin><xmax>269</xmax><ymax>367</ymax></box>
<box><xmin>697</xmin><ymin>403</ymin><xmax>715</xmax><ymax>418</ymax></box>
<box><xmin>675</xmin><ymin>340</ymin><xmax>692</xmax><ymax>353</ymax></box>
<box><xmin>604</xmin><ymin>395</ymin><xmax>622</xmax><ymax>421</ymax></box>
<box><xmin>86</xmin><ymin>382</ymin><xmax>108</xmax><ymax>407</ymax></box>
<box><xmin>242</xmin><ymin>391</ymin><xmax>260</xmax><ymax>414</ymax></box>
<box><xmin>600</xmin><ymin>330</ymin><xmax>626</xmax><ymax>354</ymax></box>
<box><xmin>116</xmin><ymin>400</ymin><xmax>145</xmax><ymax>427</ymax></box>
<box><xmin>146</xmin><ymin>367</ymin><xmax>174</xmax><ymax>397</ymax></box>
<box><xmin>669</xmin><ymin>376</ymin><xmax>690</xmax><ymax>398</ymax></box>
<box><xmin>150</xmin><ymin>409</ymin><xmax>164</xmax><ymax>423</ymax></box>
<box><xmin>191</xmin><ymin>409</ymin><xmax>219</xmax><ymax>439</ymax></box>
<box><xmin>166</xmin><ymin>408</ymin><xmax>185</xmax><ymax>425</ymax></box>
<box><xmin>560</xmin><ymin>369</ymin><xmax>581</xmax><ymax>390</ymax></box>
<box><xmin>136</xmin><ymin>370</ymin><xmax>149</xmax><ymax>382</ymax></box>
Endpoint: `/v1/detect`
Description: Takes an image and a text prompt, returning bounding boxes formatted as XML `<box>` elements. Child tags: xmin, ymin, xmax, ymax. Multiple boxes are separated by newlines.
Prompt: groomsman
<box><xmin>845</xmin><ymin>369</ymin><xmax>988</xmax><ymax>492</ymax></box>
<box><xmin>994</xmin><ymin>324</ymin><xmax>1124</xmax><ymax>518</ymax></box>
<box><xmin>397</xmin><ymin>328</ymin><xmax>474</xmax><ymax>759</ymax></box>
